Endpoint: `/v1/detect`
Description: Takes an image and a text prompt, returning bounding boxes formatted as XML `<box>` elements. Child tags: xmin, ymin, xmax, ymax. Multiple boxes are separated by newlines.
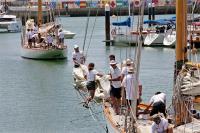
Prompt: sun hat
<box><xmin>110</xmin><ymin>60</ymin><xmax>117</xmax><ymax>65</ymax></box>
<box><xmin>74</xmin><ymin>45</ymin><xmax>79</xmax><ymax>49</ymax></box>
<box><xmin>126</xmin><ymin>59</ymin><xmax>132</xmax><ymax>65</ymax></box>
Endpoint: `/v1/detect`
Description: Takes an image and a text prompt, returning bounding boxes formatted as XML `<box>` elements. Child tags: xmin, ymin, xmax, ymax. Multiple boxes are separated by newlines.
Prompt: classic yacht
<box><xmin>21</xmin><ymin>0</ymin><xmax>67</xmax><ymax>60</ymax></box>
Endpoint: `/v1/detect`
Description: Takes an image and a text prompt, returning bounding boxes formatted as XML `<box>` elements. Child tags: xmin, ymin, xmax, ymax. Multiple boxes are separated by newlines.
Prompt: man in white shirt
<box><xmin>58</xmin><ymin>29</ymin><xmax>64</xmax><ymax>46</ymax></box>
<box><xmin>145</xmin><ymin>92</ymin><xmax>166</xmax><ymax>117</ymax></box>
<box><xmin>151</xmin><ymin>114</ymin><xmax>168</xmax><ymax>133</ymax></box>
<box><xmin>109</xmin><ymin>60</ymin><xmax>121</xmax><ymax>115</ymax></box>
<box><xmin>46</xmin><ymin>33</ymin><xmax>53</xmax><ymax>47</ymax></box>
<box><xmin>84</xmin><ymin>63</ymin><xmax>103</xmax><ymax>105</ymax></box>
<box><xmin>121</xmin><ymin>59</ymin><xmax>133</xmax><ymax>80</ymax></box>
<box><xmin>121</xmin><ymin>67</ymin><xmax>136</xmax><ymax>109</ymax></box>
<box><xmin>27</xmin><ymin>29</ymin><xmax>33</xmax><ymax>48</ymax></box>
<box><xmin>72</xmin><ymin>45</ymin><xmax>85</xmax><ymax>68</ymax></box>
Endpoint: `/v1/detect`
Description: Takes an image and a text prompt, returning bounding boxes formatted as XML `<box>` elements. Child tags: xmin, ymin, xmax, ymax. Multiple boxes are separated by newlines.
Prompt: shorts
<box><xmin>110</xmin><ymin>85</ymin><xmax>121</xmax><ymax>99</ymax></box>
<box><xmin>86</xmin><ymin>81</ymin><xmax>96</xmax><ymax>90</ymax></box>
<box><xmin>59</xmin><ymin>38</ymin><xmax>64</xmax><ymax>43</ymax></box>
<box><xmin>28</xmin><ymin>39</ymin><xmax>32</xmax><ymax>43</ymax></box>
<box><xmin>150</xmin><ymin>101</ymin><xmax>166</xmax><ymax>117</ymax></box>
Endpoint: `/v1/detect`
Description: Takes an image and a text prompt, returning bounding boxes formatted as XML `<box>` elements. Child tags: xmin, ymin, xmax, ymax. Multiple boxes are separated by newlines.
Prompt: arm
<box><xmin>109</xmin><ymin>76</ymin><xmax>121</xmax><ymax>81</ymax></box>
<box><xmin>144</xmin><ymin>102</ymin><xmax>153</xmax><ymax>113</ymax></box>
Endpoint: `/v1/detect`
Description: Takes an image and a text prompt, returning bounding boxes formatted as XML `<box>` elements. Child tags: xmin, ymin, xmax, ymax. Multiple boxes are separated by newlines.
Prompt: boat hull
<box><xmin>144</xmin><ymin>33</ymin><xmax>164</xmax><ymax>46</ymax></box>
<box><xmin>21</xmin><ymin>47</ymin><xmax>67</xmax><ymax>59</ymax></box>
<box><xmin>0</xmin><ymin>20</ymin><xmax>21</xmax><ymax>32</ymax></box>
<box><xmin>113</xmin><ymin>34</ymin><xmax>138</xmax><ymax>45</ymax></box>
<box><xmin>163</xmin><ymin>30</ymin><xmax>176</xmax><ymax>47</ymax></box>
<box><xmin>63</xmin><ymin>30</ymin><xmax>76</xmax><ymax>39</ymax></box>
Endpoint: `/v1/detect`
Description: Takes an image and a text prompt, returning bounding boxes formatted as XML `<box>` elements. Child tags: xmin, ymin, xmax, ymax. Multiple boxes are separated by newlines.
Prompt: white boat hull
<box><xmin>0</xmin><ymin>19</ymin><xmax>21</xmax><ymax>32</ymax></box>
<box><xmin>21</xmin><ymin>47</ymin><xmax>67</xmax><ymax>59</ymax></box>
<box><xmin>163</xmin><ymin>31</ymin><xmax>176</xmax><ymax>47</ymax></box>
<box><xmin>113</xmin><ymin>34</ymin><xmax>138</xmax><ymax>46</ymax></box>
<box><xmin>63</xmin><ymin>30</ymin><xmax>76</xmax><ymax>39</ymax></box>
<box><xmin>144</xmin><ymin>33</ymin><xmax>165</xmax><ymax>46</ymax></box>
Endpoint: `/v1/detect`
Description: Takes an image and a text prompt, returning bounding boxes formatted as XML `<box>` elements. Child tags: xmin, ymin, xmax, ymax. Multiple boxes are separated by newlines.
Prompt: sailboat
<box><xmin>103</xmin><ymin>0</ymin><xmax>200</xmax><ymax>132</ymax></box>
<box><xmin>111</xmin><ymin>0</ymin><xmax>147</xmax><ymax>46</ymax></box>
<box><xmin>0</xmin><ymin>0</ymin><xmax>21</xmax><ymax>32</ymax></box>
<box><xmin>21</xmin><ymin>0</ymin><xmax>67</xmax><ymax>59</ymax></box>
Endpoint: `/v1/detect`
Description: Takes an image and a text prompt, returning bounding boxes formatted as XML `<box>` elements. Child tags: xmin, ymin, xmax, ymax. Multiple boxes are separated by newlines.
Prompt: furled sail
<box><xmin>112</xmin><ymin>17</ymin><xmax>131</xmax><ymax>27</ymax></box>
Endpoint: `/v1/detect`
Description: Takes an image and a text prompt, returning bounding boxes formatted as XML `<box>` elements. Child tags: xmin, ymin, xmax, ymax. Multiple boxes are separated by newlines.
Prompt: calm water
<box><xmin>0</xmin><ymin>15</ymin><xmax>195</xmax><ymax>132</ymax></box>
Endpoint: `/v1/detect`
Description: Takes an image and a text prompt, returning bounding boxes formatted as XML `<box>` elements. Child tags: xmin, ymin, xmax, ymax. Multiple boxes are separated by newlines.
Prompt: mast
<box><xmin>174</xmin><ymin>0</ymin><xmax>191</xmax><ymax>126</ymax></box>
<box><xmin>38</xmin><ymin>0</ymin><xmax>43</xmax><ymax>26</ymax></box>
<box><xmin>132</xmin><ymin>0</ymin><xmax>145</xmax><ymax>119</ymax></box>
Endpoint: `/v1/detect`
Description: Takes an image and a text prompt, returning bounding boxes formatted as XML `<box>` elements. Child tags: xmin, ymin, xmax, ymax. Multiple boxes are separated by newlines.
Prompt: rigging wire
<box><xmin>82</xmin><ymin>0</ymin><xmax>92</xmax><ymax>53</ymax></box>
<box><xmin>85</xmin><ymin>7</ymin><xmax>100</xmax><ymax>58</ymax></box>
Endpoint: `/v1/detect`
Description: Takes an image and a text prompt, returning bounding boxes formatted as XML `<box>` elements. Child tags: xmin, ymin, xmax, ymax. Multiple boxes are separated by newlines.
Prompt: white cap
<box><xmin>126</xmin><ymin>59</ymin><xmax>131</xmax><ymax>65</ymax></box>
<box><xmin>74</xmin><ymin>45</ymin><xmax>79</xmax><ymax>49</ymax></box>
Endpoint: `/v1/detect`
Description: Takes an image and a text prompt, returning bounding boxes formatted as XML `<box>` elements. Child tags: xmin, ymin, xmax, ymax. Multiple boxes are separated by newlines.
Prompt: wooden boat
<box><xmin>103</xmin><ymin>0</ymin><xmax>200</xmax><ymax>132</ymax></box>
<box><xmin>20</xmin><ymin>0</ymin><xmax>67</xmax><ymax>60</ymax></box>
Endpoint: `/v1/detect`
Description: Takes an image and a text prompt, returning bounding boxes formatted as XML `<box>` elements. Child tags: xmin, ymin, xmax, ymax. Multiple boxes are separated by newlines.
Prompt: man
<box><xmin>58</xmin><ymin>29</ymin><xmax>64</xmax><ymax>47</ymax></box>
<box><xmin>121</xmin><ymin>59</ymin><xmax>133</xmax><ymax>81</ymax></box>
<box><xmin>109</xmin><ymin>54</ymin><xmax>115</xmax><ymax>61</ymax></box>
<box><xmin>72</xmin><ymin>45</ymin><xmax>85</xmax><ymax>68</ymax></box>
<box><xmin>109</xmin><ymin>60</ymin><xmax>121</xmax><ymax>115</ymax></box>
<box><xmin>84</xmin><ymin>63</ymin><xmax>103</xmax><ymax>104</ymax></box>
<box><xmin>46</xmin><ymin>33</ymin><xmax>53</xmax><ymax>48</ymax></box>
<box><xmin>145</xmin><ymin>92</ymin><xmax>166</xmax><ymax>117</ymax></box>
<box><xmin>121</xmin><ymin>67</ymin><xmax>136</xmax><ymax>109</ymax></box>
<box><xmin>151</xmin><ymin>113</ymin><xmax>168</xmax><ymax>133</ymax></box>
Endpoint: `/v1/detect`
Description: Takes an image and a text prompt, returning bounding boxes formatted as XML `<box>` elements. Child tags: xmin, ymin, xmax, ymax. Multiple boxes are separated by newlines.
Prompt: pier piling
<box><xmin>105</xmin><ymin>4</ymin><xmax>110</xmax><ymax>46</ymax></box>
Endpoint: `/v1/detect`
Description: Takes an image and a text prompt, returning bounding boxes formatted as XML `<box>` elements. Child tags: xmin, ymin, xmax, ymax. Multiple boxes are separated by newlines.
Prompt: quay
<box><xmin>7</xmin><ymin>5</ymin><xmax>178</xmax><ymax>18</ymax></box>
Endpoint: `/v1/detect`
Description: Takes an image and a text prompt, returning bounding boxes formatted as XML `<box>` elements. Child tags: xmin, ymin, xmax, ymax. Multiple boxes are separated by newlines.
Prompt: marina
<box><xmin>0</xmin><ymin>16</ymin><xmax>176</xmax><ymax>133</ymax></box>
<box><xmin>2</xmin><ymin>0</ymin><xmax>200</xmax><ymax>132</ymax></box>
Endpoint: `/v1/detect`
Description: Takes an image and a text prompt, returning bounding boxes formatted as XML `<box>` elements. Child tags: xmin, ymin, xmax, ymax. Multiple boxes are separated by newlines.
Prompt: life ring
<box><xmin>111</xmin><ymin>29</ymin><xmax>116</xmax><ymax>36</ymax></box>
<box><xmin>133</xmin><ymin>0</ymin><xmax>142</xmax><ymax>7</ymax></box>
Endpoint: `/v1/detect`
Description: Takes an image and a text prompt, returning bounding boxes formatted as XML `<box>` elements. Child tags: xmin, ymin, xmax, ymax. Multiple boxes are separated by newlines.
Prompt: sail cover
<box><xmin>143</xmin><ymin>19</ymin><xmax>173</xmax><ymax>25</ymax></box>
<box><xmin>112</xmin><ymin>17</ymin><xmax>131</xmax><ymax>27</ymax></box>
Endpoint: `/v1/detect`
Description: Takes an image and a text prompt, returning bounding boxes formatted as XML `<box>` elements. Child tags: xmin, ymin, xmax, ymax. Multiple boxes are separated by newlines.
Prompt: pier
<box><xmin>7</xmin><ymin>5</ymin><xmax>177</xmax><ymax>18</ymax></box>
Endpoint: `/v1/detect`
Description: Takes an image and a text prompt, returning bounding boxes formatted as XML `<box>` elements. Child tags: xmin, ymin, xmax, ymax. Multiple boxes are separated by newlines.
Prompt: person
<box><xmin>151</xmin><ymin>113</ymin><xmax>168</xmax><ymax>133</ymax></box>
<box><xmin>109</xmin><ymin>60</ymin><xmax>121</xmax><ymax>115</ymax></box>
<box><xmin>38</xmin><ymin>33</ymin><xmax>44</xmax><ymax>44</ymax></box>
<box><xmin>46</xmin><ymin>33</ymin><xmax>53</xmax><ymax>48</ymax></box>
<box><xmin>84</xmin><ymin>63</ymin><xmax>103</xmax><ymax>104</ymax></box>
<box><xmin>145</xmin><ymin>92</ymin><xmax>166</xmax><ymax>117</ymax></box>
<box><xmin>109</xmin><ymin>54</ymin><xmax>115</xmax><ymax>61</ymax></box>
<box><xmin>58</xmin><ymin>29</ymin><xmax>64</xmax><ymax>47</ymax></box>
<box><xmin>121</xmin><ymin>67</ymin><xmax>136</xmax><ymax>110</ymax></box>
<box><xmin>121</xmin><ymin>59</ymin><xmax>133</xmax><ymax>81</ymax></box>
<box><xmin>72</xmin><ymin>45</ymin><xmax>85</xmax><ymax>68</ymax></box>
<box><xmin>26</xmin><ymin>29</ymin><xmax>32</xmax><ymax>48</ymax></box>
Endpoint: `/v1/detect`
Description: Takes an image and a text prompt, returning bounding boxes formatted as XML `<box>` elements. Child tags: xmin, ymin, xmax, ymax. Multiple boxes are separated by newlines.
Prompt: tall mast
<box><xmin>174</xmin><ymin>0</ymin><xmax>191</xmax><ymax>126</ymax></box>
<box><xmin>38</xmin><ymin>0</ymin><xmax>43</xmax><ymax>26</ymax></box>
<box><xmin>132</xmin><ymin>0</ymin><xmax>145</xmax><ymax>118</ymax></box>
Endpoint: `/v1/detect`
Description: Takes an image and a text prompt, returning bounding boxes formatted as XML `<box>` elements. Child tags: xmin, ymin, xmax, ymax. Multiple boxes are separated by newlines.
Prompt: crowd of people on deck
<box><xmin>72</xmin><ymin>44</ymin><xmax>171</xmax><ymax>132</ymax></box>
<box><xmin>25</xmin><ymin>24</ymin><xmax>65</xmax><ymax>49</ymax></box>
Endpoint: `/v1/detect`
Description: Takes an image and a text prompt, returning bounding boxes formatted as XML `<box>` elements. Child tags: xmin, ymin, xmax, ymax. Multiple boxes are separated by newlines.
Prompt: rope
<box><xmin>85</xmin><ymin>7</ymin><xmax>99</xmax><ymax>58</ymax></box>
<box><xmin>82</xmin><ymin>0</ymin><xmax>92</xmax><ymax>53</ymax></box>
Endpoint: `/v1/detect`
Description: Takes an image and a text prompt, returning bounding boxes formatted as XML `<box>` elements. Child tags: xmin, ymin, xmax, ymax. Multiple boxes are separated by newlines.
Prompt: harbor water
<box><xmin>0</xmin><ymin>15</ymin><xmax>193</xmax><ymax>132</ymax></box>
